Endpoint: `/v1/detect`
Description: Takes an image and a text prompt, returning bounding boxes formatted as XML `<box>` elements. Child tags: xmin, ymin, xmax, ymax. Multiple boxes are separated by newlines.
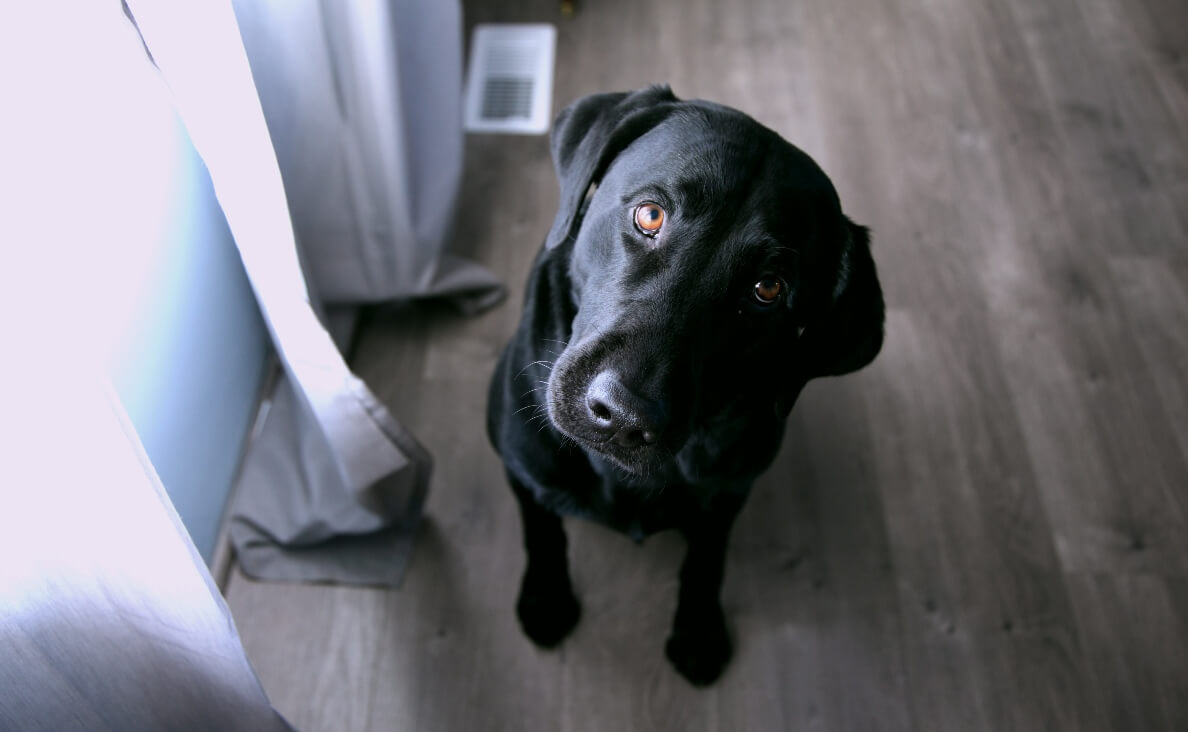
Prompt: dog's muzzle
<box><xmin>583</xmin><ymin>371</ymin><xmax>669</xmax><ymax>448</ymax></box>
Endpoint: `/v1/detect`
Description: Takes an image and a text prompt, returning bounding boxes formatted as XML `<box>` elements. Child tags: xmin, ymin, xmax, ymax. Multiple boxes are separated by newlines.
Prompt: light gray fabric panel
<box><xmin>232</xmin><ymin>0</ymin><xmax>505</xmax><ymax>310</ymax></box>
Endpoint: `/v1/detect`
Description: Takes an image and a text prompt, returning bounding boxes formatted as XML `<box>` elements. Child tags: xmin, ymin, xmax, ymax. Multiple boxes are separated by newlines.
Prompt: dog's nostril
<box><xmin>588</xmin><ymin>398</ymin><xmax>612</xmax><ymax>423</ymax></box>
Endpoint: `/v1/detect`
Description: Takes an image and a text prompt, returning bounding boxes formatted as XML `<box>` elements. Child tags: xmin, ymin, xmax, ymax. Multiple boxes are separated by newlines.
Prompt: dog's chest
<box><xmin>536</xmin><ymin>461</ymin><xmax>691</xmax><ymax>542</ymax></box>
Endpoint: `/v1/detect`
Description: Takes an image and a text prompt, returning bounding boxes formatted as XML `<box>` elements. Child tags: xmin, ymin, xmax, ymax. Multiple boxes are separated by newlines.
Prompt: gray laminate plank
<box><xmin>362</xmin><ymin>378</ymin><xmax>565</xmax><ymax>732</ymax></box>
<box><xmin>964</xmin><ymin>0</ymin><xmax>1188</xmax><ymax>576</ymax></box>
<box><xmin>869</xmin><ymin>309</ymin><xmax>1106</xmax><ymax>732</ymax></box>
<box><xmin>784</xmin><ymin>382</ymin><xmax>913</xmax><ymax>732</ymax></box>
<box><xmin>810</xmin><ymin>0</ymin><xmax>1106</xmax><ymax>728</ymax></box>
<box><xmin>1107</xmin><ymin>257</ymin><xmax>1188</xmax><ymax>467</ymax></box>
<box><xmin>1067</xmin><ymin>574</ymin><xmax>1188</xmax><ymax>732</ymax></box>
<box><xmin>225</xmin><ymin>570</ymin><xmax>390</xmax><ymax>732</ymax></box>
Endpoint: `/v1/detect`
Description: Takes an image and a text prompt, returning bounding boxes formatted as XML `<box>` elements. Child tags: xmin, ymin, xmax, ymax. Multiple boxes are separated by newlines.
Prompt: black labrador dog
<box><xmin>486</xmin><ymin>86</ymin><xmax>884</xmax><ymax>685</ymax></box>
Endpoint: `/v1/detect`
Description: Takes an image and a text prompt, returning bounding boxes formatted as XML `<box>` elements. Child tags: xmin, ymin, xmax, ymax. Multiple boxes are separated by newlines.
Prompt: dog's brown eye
<box><xmin>633</xmin><ymin>203</ymin><xmax>665</xmax><ymax>235</ymax></box>
<box><xmin>753</xmin><ymin>277</ymin><xmax>784</xmax><ymax>304</ymax></box>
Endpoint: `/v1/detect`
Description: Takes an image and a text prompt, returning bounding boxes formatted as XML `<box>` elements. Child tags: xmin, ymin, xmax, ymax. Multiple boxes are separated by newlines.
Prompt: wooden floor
<box><xmin>225</xmin><ymin>0</ymin><xmax>1188</xmax><ymax>729</ymax></box>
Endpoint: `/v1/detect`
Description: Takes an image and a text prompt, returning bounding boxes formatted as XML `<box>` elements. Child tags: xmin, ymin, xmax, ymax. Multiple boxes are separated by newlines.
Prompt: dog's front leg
<box><xmin>666</xmin><ymin>508</ymin><xmax>741</xmax><ymax>686</ymax></box>
<box><xmin>509</xmin><ymin>475</ymin><xmax>581</xmax><ymax>647</ymax></box>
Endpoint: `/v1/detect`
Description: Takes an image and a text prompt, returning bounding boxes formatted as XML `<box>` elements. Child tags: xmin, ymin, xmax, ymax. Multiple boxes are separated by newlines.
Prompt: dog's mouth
<box><xmin>559</xmin><ymin>428</ymin><xmax>668</xmax><ymax>476</ymax></box>
<box><xmin>550</xmin><ymin>422</ymin><xmax>672</xmax><ymax>477</ymax></box>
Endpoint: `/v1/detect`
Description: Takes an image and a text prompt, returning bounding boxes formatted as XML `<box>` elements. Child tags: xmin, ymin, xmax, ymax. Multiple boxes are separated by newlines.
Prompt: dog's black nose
<box><xmin>585</xmin><ymin>371</ymin><xmax>667</xmax><ymax>447</ymax></box>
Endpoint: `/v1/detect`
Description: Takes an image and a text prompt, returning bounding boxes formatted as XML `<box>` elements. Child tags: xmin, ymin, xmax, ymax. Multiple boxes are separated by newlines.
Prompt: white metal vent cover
<box><xmin>463</xmin><ymin>24</ymin><xmax>556</xmax><ymax>134</ymax></box>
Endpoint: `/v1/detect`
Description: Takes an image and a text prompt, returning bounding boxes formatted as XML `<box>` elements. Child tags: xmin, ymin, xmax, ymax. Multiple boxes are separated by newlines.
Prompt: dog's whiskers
<box><xmin>514</xmin><ymin>360</ymin><xmax>555</xmax><ymax>380</ymax></box>
<box><xmin>554</xmin><ymin>433</ymin><xmax>576</xmax><ymax>454</ymax></box>
<box><xmin>518</xmin><ymin>384</ymin><xmax>548</xmax><ymax>400</ymax></box>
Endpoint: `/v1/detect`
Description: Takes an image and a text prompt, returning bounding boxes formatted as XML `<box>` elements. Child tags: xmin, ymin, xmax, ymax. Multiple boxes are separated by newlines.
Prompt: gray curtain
<box><xmin>231</xmin><ymin>0</ymin><xmax>505</xmax><ymax>311</ymax></box>
<box><xmin>133</xmin><ymin>0</ymin><xmax>503</xmax><ymax>586</ymax></box>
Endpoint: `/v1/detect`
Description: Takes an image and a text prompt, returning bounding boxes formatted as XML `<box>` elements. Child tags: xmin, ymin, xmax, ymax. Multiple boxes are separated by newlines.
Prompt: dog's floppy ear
<box><xmin>802</xmin><ymin>220</ymin><xmax>885</xmax><ymax>377</ymax></box>
<box><xmin>777</xmin><ymin>219</ymin><xmax>885</xmax><ymax>416</ymax></box>
<box><xmin>545</xmin><ymin>85</ymin><xmax>680</xmax><ymax>249</ymax></box>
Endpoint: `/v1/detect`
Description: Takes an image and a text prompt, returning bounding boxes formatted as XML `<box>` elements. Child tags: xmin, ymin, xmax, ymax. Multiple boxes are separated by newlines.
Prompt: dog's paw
<box><xmin>665</xmin><ymin>608</ymin><xmax>733</xmax><ymax>686</ymax></box>
<box><xmin>516</xmin><ymin>572</ymin><xmax>581</xmax><ymax>648</ymax></box>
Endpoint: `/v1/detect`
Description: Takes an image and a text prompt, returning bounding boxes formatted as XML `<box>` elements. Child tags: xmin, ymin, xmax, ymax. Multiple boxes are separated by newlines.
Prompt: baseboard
<box><xmin>210</xmin><ymin>351</ymin><xmax>281</xmax><ymax>592</ymax></box>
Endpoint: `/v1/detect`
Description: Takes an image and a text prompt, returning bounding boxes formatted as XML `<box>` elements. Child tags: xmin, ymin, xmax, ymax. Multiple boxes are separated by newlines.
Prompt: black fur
<box><xmin>486</xmin><ymin>86</ymin><xmax>885</xmax><ymax>686</ymax></box>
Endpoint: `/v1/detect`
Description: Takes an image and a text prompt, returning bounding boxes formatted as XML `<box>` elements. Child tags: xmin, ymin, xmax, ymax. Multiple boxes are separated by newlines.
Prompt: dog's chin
<box><xmin>589</xmin><ymin>439</ymin><xmax>666</xmax><ymax>476</ymax></box>
<box><xmin>562</xmin><ymin>430</ymin><xmax>668</xmax><ymax>477</ymax></box>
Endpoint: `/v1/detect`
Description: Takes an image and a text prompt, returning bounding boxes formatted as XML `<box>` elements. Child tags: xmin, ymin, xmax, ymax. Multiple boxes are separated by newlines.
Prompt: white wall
<box><xmin>106</xmin><ymin>109</ymin><xmax>270</xmax><ymax>563</ymax></box>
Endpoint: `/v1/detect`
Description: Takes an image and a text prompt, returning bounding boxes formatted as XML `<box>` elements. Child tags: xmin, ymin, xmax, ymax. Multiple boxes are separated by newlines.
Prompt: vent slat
<box><xmin>481</xmin><ymin>78</ymin><xmax>535</xmax><ymax>120</ymax></box>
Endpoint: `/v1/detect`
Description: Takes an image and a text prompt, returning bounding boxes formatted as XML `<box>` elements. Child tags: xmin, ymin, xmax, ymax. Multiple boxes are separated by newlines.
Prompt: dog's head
<box><xmin>543</xmin><ymin>86</ymin><xmax>884</xmax><ymax>475</ymax></box>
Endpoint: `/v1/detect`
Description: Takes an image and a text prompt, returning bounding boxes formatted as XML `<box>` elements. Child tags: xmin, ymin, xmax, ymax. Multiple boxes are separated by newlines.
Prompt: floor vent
<box><xmin>464</xmin><ymin>24</ymin><xmax>556</xmax><ymax>135</ymax></box>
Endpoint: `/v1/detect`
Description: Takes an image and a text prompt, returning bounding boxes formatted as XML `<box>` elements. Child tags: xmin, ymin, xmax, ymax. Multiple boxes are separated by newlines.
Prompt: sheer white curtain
<box><xmin>0</xmin><ymin>368</ymin><xmax>292</xmax><ymax>731</ymax></box>
<box><xmin>2</xmin><ymin>0</ymin><xmax>491</xmax><ymax>723</ymax></box>
<box><xmin>2</xmin><ymin>3</ymin><xmax>290</xmax><ymax>725</ymax></box>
